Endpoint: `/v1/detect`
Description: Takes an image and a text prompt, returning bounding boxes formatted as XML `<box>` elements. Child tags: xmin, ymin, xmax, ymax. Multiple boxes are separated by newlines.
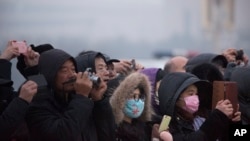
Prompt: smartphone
<box><xmin>158</xmin><ymin>115</ymin><xmax>171</xmax><ymax>133</ymax></box>
<box><xmin>12</xmin><ymin>41</ymin><xmax>28</xmax><ymax>54</ymax></box>
<box><xmin>28</xmin><ymin>74</ymin><xmax>47</xmax><ymax>88</ymax></box>
<box><xmin>131</xmin><ymin>59</ymin><xmax>136</xmax><ymax>70</ymax></box>
<box><xmin>212</xmin><ymin>81</ymin><xmax>238</xmax><ymax>115</ymax></box>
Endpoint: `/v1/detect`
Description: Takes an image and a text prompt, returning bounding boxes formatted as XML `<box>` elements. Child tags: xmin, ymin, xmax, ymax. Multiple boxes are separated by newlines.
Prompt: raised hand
<box><xmin>24</xmin><ymin>46</ymin><xmax>40</xmax><ymax>67</ymax></box>
<box><xmin>113</xmin><ymin>60</ymin><xmax>132</xmax><ymax>75</ymax></box>
<box><xmin>215</xmin><ymin>99</ymin><xmax>234</xmax><ymax>119</ymax></box>
<box><xmin>74</xmin><ymin>71</ymin><xmax>93</xmax><ymax>97</ymax></box>
<box><xmin>0</xmin><ymin>40</ymin><xmax>20</xmax><ymax>61</ymax></box>
<box><xmin>232</xmin><ymin>104</ymin><xmax>241</xmax><ymax>122</ymax></box>
<box><xmin>19</xmin><ymin>80</ymin><xmax>38</xmax><ymax>103</ymax></box>
<box><xmin>90</xmin><ymin>78</ymin><xmax>107</xmax><ymax>101</ymax></box>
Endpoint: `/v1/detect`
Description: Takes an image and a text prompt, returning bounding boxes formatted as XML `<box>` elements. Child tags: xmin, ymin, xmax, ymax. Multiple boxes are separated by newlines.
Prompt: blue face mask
<box><xmin>123</xmin><ymin>99</ymin><xmax>145</xmax><ymax>118</ymax></box>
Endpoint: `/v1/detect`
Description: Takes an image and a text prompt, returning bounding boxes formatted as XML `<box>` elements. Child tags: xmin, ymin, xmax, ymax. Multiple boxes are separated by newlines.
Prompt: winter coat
<box><xmin>140</xmin><ymin>68</ymin><xmax>160</xmax><ymax>116</ymax></box>
<box><xmin>0</xmin><ymin>59</ymin><xmax>15</xmax><ymax>114</ymax></box>
<box><xmin>158</xmin><ymin>72</ymin><xmax>230</xmax><ymax>141</ymax></box>
<box><xmin>26</xmin><ymin>49</ymin><xmax>115</xmax><ymax>141</ymax></box>
<box><xmin>110</xmin><ymin>72</ymin><xmax>152</xmax><ymax>141</ymax></box>
<box><xmin>140</xmin><ymin>68</ymin><xmax>167</xmax><ymax>124</ymax></box>
<box><xmin>188</xmin><ymin>63</ymin><xmax>224</xmax><ymax>83</ymax></box>
<box><xmin>0</xmin><ymin>59</ymin><xmax>29</xmax><ymax>141</ymax></box>
<box><xmin>230</xmin><ymin>66</ymin><xmax>250</xmax><ymax>125</ymax></box>
<box><xmin>75</xmin><ymin>51</ymin><xmax>107</xmax><ymax>73</ymax></box>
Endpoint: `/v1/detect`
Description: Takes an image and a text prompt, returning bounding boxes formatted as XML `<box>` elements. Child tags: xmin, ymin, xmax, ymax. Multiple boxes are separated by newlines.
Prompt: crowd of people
<box><xmin>0</xmin><ymin>40</ymin><xmax>249</xmax><ymax>141</ymax></box>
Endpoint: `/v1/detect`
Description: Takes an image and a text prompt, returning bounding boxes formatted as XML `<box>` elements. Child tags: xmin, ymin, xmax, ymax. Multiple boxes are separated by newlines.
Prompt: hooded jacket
<box><xmin>0</xmin><ymin>59</ymin><xmax>15</xmax><ymax>114</ymax></box>
<box><xmin>0</xmin><ymin>58</ymin><xmax>29</xmax><ymax>141</ymax></box>
<box><xmin>110</xmin><ymin>72</ymin><xmax>152</xmax><ymax>124</ymax></box>
<box><xmin>230</xmin><ymin>66</ymin><xmax>250</xmax><ymax>125</ymax></box>
<box><xmin>158</xmin><ymin>72</ymin><xmax>230</xmax><ymax>141</ymax></box>
<box><xmin>75</xmin><ymin>51</ymin><xmax>106</xmax><ymax>73</ymax></box>
<box><xmin>186</xmin><ymin>53</ymin><xmax>228</xmax><ymax>72</ymax></box>
<box><xmin>26</xmin><ymin>49</ymin><xmax>115</xmax><ymax>141</ymax></box>
<box><xmin>140</xmin><ymin>68</ymin><xmax>159</xmax><ymax>115</ymax></box>
<box><xmin>110</xmin><ymin>72</ymin><xmax>152</xmax><ymax>141</ymax></box>
<box><xmin>189</xmin><ymin>63</ymin><xmax>224</xmax><ymax>83</ymax></box>
<box><xmin>38</xmin><ymin>49</ymin><xmax>77</xmax><ymax>89</ymax></box>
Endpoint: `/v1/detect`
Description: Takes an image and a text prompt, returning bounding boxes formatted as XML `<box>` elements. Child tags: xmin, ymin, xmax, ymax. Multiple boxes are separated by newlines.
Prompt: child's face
<box><xmin>176</xmin><ymin>84</ymin><xmax>198</xmax><ymax>109</ymax></box>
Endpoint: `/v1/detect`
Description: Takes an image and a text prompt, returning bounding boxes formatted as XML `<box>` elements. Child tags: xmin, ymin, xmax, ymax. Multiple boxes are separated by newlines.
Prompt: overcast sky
<box><xmin>0</xmin><ymin>0</ymin><xmax>249</xmax><ymax>89</ymax></box>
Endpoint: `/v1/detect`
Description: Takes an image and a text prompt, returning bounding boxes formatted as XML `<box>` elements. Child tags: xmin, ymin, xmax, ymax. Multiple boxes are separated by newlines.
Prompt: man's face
<box><xmin>95</xmin><ymin>57</ymin><xmax>109</xmax><ymax>83</ymax></box>
<box><xmin>107</xmin><ymin>63</ymin><xmax>117</xmax><ymax>79</ymax></box>
<box><xmin>55</xmin><ymin>60</ymin><xmax>76</xmax><ymax>92</ymax></box>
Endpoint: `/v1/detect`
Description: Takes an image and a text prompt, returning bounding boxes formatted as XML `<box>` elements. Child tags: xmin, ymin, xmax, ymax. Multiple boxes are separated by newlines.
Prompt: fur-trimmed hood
<box><xmin>110</xmin><ymin>72</ymin><xmax>152</xmax><ymax>124</ymax></box>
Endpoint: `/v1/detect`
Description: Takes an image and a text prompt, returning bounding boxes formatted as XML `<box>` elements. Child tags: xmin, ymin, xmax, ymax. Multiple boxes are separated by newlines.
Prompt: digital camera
<box><xmin>86</xmin><ymin>68</ymin><xmax>101</xmax><ymax>87</ymax></box>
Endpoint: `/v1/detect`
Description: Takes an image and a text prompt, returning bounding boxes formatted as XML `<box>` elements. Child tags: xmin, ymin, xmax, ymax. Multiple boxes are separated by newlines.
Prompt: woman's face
<box><xmin>176</xmin><ymin>84</ymin><xmax>198</xmax><ymax>111</ymax></box>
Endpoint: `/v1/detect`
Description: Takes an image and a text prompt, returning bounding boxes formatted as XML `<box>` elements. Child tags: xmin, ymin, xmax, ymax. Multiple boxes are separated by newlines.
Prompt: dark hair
<box><xmin>156</xmin><ymin>69</ymin><xmax>167</xmax><ymax>82</ymax></box>
<box><xmin>137</xmin><ymin>84</ymin><xmax>145</xmax><ymax>96</ymax></box>
<box><xmin>190</xmin><ymin>63</ymin><xmax>223</xmax><ymax>83</ymax></box>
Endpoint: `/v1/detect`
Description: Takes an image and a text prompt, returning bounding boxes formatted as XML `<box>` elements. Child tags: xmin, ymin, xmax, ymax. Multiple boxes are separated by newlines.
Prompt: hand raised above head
<box><xmin>0</xmin><ymin>40</ymin><xmax>20</xmax><ymax>61</ymax></box>
<box><xmin>113</xmin><ymin>60</ymin><xmax>132</xmax><ymax>75</ymax></box>
<box><xmin>222</xmin><ymin>48</ymin><xmax>237</xmax><ymax>62</ymax></box>
<box><xmin>24</xmin><ymin>46</ymin><xmax>40</xmax><ymax>67</ymax></box>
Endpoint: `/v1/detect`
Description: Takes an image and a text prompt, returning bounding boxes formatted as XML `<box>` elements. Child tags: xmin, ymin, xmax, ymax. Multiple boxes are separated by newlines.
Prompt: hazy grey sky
<box><xmin>1</xmin><ymin>0</ymin><xmax>249</xmax><ymax>49</ymax></box>
<box><xmin>0</xmin><ymin>0</ymin><xmax>202</xmax><ymax>43</ymax></box>
<box><xmin>0</xmin><ymin>0</ymin><xmax>249</xmax><ymax>89</ymax></box>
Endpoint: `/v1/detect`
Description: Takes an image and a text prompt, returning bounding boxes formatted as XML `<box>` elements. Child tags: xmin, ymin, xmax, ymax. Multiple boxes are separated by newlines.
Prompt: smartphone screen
<box><xmin>158</xmin><ymin>115</ymin><xmax>171</xmax><ymax>133</ymax></box>
<box><xmin>28</xmin><ymin>74</ymin><xmax>47</xmax><ymax>88</ymax></box>
<box><xmin>12</xmin><ymin>41</ymin><xmax>27</xmax><ymax>54</ymax></box>
<box><xmin>131</xmin><ymin>59</ymin><xmax>136</xmax><ymax>70</ymax></box>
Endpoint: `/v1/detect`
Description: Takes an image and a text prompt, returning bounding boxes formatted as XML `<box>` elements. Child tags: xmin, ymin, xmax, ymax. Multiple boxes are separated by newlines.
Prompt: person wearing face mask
<box><xmin>110</xmin><ymin>72</ymin><xmax>153</xmax><ymax>141</ymax></box>
<box><xmin>158</xmin><ymin>72</ymin><xmax>234</xmax><ymax>141</ymax></box>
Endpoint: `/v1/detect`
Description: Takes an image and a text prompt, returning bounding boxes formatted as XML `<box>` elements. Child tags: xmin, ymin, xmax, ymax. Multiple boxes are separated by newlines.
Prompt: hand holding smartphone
<box><xmin>12</xmin><ymin>41</ymin><xmax>28</xmax><ymax>54</ymax></box>
<box><xmin>28</xmin><ymin>74</ymin><xmax>47</xmax><ymax>89</ymax></box>
<box><xmin>130</xmin><ymin>59</ymin><xmax>136</xmax><ymax>70</ymax></box>
<box><xmin>158</xmin><ymin>115</ymin><xmax>171</xmax><ymax>133</ymax></box>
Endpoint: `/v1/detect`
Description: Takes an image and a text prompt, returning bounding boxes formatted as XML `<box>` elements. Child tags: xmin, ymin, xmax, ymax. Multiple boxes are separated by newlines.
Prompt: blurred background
<box><xmin>0</xmin><ymin>0</ymin><xmax>250</xmax><ymax>90</ymax></box>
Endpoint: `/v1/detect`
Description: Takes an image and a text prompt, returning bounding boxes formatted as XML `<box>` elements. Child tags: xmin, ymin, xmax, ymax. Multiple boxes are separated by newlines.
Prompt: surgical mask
<box><xmin>183</xmin><ymin>95</ymin><xmax>199</xmax><ymax>114</ymax></box>
<box><xmin>123</xmin><ymin>99</ymin><xmax>145</xmax><ymax>118</ymax></box>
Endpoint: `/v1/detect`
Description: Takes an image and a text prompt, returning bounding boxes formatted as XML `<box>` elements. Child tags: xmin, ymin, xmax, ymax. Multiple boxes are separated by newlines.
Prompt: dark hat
<box><xmin>0</xmin><ymin>78</ymin><xmax>13</xmax><ymax>86</ymax></box>
<box><xmin>16</xmin><ymin>43</ymin><xmax>54</xmax><ymax>78</ymax></box>
<box><xmin>186</xmin><ymin>53</ymin><xmax>228</xmax><ymax>72</ymax></box>
<box><xmin>230</xmin><ymin>66</ymin><xmax>250</xmax><ymax>98</ymax></box>
<box><xmin>30</xmin><ymin>44</ymin><xmax>54</xmax><ymax>54</ymax></box>
<box><xmin>103</xmin><ymin>54</ymin><xmax>120</xmax><ymax>64</ymax></box>
<box><xmin>190</xmin><ymin>63</ymin><xmax>223</xmax><ymax>83</ymax></box>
